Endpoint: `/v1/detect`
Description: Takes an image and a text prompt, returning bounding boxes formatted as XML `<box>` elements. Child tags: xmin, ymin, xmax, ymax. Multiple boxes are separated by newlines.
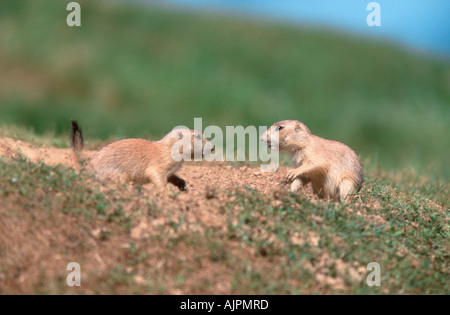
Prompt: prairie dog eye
<box><xmin>276</xmin><ymin>126</ymin><xmax>284</xmax><ymax>131</ymax></box>
<box><xmin>194</xmin><ymin>134</ymin><xmax>202</xmax><ymax>140</ymax></box>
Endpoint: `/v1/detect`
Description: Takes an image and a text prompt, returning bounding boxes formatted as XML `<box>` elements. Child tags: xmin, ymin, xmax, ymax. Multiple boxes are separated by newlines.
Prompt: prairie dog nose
<box><xmin>260</xmin><ymin>135</ymin><xmax>270</xmax><ymax>145</ymax></box>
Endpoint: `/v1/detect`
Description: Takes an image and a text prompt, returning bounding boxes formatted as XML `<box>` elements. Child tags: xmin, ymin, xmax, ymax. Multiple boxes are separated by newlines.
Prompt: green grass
<box><xmin>0</xmin><ymin>0</ymin><xmax>448</xmax><ymax>179</ymax></box>
<box><xmin>0</xmin><ymin>1</ymin><xmax>448</xmax><ymax>294</ymax></box>
<box><xmin>223</xmin><ymin>187</ymin><xmax>448</xmax><ymax>294</ymax></box>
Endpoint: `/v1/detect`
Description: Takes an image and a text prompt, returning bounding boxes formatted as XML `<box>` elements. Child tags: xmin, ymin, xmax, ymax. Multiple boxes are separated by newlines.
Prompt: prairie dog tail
<box><xmin>70</xmin><ymin>120</ymin><xmax>84</xmax><ymax>168</ymax></box>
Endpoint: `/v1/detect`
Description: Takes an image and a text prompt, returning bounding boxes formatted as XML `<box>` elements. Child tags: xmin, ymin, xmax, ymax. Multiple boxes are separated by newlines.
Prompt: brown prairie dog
<box><xmin>260</xmin><ymin>120</ymin><xmax>363</xmax><ymax>202</ymax></box>
<box><xmin>70</xmin><ymin>121</ymin><xmax>214</xmax><ymax>192</ymax></box>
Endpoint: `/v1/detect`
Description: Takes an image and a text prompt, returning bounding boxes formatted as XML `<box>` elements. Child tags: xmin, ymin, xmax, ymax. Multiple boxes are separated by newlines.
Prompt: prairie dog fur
<box><xmin>70</xmin><ymin>120</ymin><xmax>214</xmax><ymax>191</ymax></box>
<box><xmin>260</xmin><ymin>120</ymin><xmax>363</xmax><ymax>202</ymax></box>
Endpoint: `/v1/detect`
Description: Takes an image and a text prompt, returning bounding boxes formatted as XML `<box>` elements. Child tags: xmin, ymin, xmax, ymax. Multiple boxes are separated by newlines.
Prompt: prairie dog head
<box><xmin>260</xmin><ymin>120</ymin><xmax>312</xmax><ymax>152</ymax></box>
<box><xmin>166</xmin><ymin>128</ymin><xmax>215</xmax><ymax>161</ymax></box>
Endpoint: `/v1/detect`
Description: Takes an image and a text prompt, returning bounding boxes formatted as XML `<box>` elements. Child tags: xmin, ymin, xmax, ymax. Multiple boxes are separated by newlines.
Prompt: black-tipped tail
<box><xmin>70</xmin><ymin>120</ymin><xmax>83</xmax><ymax>152</ymax></box>
<box><xmin>70</xmin><ymin>120</ymin><xmax>83</xmax><ymax>167</ymax></box>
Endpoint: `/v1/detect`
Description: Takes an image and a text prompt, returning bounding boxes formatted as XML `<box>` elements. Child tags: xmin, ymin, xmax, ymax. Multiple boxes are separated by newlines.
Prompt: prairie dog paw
<box><xmin>286</xmin><ymin>169</ymin><xmax>300</xmax><ymax>182</ymax></box>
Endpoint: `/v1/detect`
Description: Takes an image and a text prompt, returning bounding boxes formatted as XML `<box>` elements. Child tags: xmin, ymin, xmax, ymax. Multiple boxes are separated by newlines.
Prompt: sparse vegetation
<box><xmin>0</xmin><ymin>0</ymin><xmax>448</xmax><ymax>295</ymax></box>
<box><xmin>0</xmin><ymin>131</ymin><xmax>448</xmax><ymax>294</ymax></box>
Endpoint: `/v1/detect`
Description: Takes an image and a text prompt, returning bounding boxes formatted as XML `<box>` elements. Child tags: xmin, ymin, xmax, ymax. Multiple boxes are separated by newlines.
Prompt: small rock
<box><xmin>271</xmin><ymin>200</ymin><xmax>282</xmax><ymax>208</ymax></box>
<box><xmin>130</xmin><ymin>218</ymin><xmax>151</xmax><ymax>240</ymax></box>
<box><xmin>134</xmin><ymin>275</ymin><xmax>146</xmax><ymax>285</ymax></box>
<box><xmin>311</xmin><ymin>215</ymin><xmax>324</xmax><ymax>224</ymax></box>
<box><xmin>91</xmin><ymin>228</ymin><xmax>102</xmax><ymax>238</ymax></box>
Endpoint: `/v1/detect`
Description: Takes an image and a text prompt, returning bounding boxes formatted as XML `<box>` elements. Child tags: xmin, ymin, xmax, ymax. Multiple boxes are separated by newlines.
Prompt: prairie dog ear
<box><xmin>295</xmin><ymin>123</ymin><xmax>302</xmax><ymax>132</ymax></box>
<box><xmin>177</xmin><ymin>132</ymin><xmax>183</xmax><ymax>139</ymax></box>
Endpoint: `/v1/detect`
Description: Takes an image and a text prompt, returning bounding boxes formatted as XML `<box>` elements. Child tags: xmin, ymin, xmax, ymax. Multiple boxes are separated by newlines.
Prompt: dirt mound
<box><xmin>0</xmin><ymin>136</ymin><xmax>312</xmax><ymax>208</ymax></box>
<box><xmin>2</xmin><ymin>136</ymin><xmax>446</xmax><ymax>294</ymax></box>
<box><xmin>0</xmin><ymin>136</ymin><xmax>78</xmax><ymax>168</ymax></box>
<box><xmin>0</xmin><ymin>136</ymin><xmax>316</xmax><ymax>294</ymax></box>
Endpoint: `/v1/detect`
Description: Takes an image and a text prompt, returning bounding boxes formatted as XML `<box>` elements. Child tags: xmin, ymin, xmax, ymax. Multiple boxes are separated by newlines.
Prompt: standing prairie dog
<box><xmin>70</xmin><ymin>121</ymin><xmax>214</xmax><ymax>192</ymax></box>
<box><xmin>260</xmin><ymin>120</ymin><xmax>363</xmax><ymax>202</ymax></box>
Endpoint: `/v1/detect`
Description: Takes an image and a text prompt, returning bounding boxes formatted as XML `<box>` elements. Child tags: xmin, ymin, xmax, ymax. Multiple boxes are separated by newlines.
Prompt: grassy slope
<box><xmin>0</xmin><ymin>0</ymin><xmax>448</xmax><ymax>294</ymax></box>
<box><xmin>0</xmin><ymin>130</ymin><xmax>448</xmax><ymax>294</ymax></box>
<box><xmin>0</xmin><ymin>0</ymin><xmax>449</xmax><ymax>179</ymax></box>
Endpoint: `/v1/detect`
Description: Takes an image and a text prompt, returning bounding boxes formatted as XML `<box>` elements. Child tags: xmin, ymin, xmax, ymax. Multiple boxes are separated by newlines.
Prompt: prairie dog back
<box><xmin>70</xmin><ymin>122</ymin><xmax>214</xmax><ymax>191</ymax></box>
<box><xmin>90</xmin><ymin>139</ymin><xmax>169</xmax><ymax>183</ymax></box>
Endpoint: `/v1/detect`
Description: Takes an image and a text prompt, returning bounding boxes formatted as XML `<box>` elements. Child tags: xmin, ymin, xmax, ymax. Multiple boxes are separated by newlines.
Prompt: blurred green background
<box><xmin>0</xmin><ymin>0</ymin><xmax>449</xmax><ymax>179</ymax></box>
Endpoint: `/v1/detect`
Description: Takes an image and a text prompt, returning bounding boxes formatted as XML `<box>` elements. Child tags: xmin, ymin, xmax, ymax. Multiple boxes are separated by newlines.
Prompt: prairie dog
<box><xmin>70</xmin><ymin>121</ymin><xmax>214</xmax><ymax>191</ymax></box>
<box><xmin>260</xmin><ymin>120</ymin><xmax>363</xmax><ymax>202</ymax></box>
